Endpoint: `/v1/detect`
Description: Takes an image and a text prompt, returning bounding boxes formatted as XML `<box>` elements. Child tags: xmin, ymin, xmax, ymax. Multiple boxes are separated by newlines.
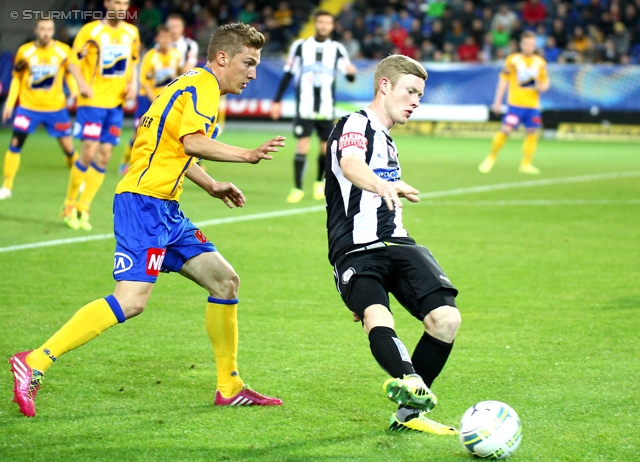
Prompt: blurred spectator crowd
<box><xmin>56</xmin><ymin>0</ymin><xmax>640</xmax><ymax>64</ymax></box>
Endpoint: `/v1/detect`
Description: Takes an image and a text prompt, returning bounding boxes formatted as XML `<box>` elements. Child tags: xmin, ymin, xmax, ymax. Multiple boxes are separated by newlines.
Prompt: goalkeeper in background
<box><xmin>479</xmin><ymin>31</ymin><xmax>550</xmax><ymax>175</ymax></box>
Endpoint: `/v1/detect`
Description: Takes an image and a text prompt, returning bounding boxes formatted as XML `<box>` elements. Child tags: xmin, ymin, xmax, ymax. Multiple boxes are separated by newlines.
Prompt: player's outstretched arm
<box><xmin>492</xmin><ymin>78</ymin><xmax>508</xmax><ymax>114</ymax></box>
<box><xmin>185</xmin><ymin>162</ymin><xmax>246</xmax><ymax>208</ymax></box>
<box><xmin>183</xmin><ymin>133</ymin><xmax>285</xmax><ymax>164</ymax></box>
<box><xmin>340</xmin><ymin>155</ymin><xmax>419</xmax><ymax>210</ymax></box>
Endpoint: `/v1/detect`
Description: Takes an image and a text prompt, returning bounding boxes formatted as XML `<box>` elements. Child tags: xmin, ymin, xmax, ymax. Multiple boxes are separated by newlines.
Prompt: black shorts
<box><xmin>333</xmin><ymin>244</ymin><xmax>458</xmax><ymax>321</ymax></box>
<box><xmin>293</xmin><ymin>117</ymin><xmax>334</xmax><ymax>140</ymax></box>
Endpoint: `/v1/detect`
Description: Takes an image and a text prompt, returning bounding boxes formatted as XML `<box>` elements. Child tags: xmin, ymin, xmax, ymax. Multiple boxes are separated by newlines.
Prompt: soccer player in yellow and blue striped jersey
<box><xmin>479</xmin><ymin>31</ymin><xmax>550</xmax><ymax>175</ymax></box>
<box><xmin>63</xmin><ymin>0</ymin><xmax>140</xmax><ymax>231</ymax></box>
<box><xmin>119</xmin><ymin>25</ymin><xmax>182</xmax><ymax>175</ymax></box>
<box><xmin>10</xmin><ymin>23</ymin><xmax>286</xmax><ymax>417</ymax></box>
<box><xmin>0</xmin><ymin>18</ymin><xmax>90</xmax><ymax>200</ymax></box>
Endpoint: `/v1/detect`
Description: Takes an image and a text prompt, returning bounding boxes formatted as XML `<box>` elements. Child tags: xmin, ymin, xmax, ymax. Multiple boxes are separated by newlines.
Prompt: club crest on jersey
<box><xmin>146</xmin><ymin>248</ymin><xmax>166</xmax><ymax>276</ymax></box>
<box><xmin>388</xmin><ymin>144</ymin><xmax>398</xmax><ymax>161</ymax></box>
<box><xmin>341</xmin><ymin>267</ymin><xmax>356</xmax><ymax>284</ymax></box>
<box><xmin>339</xmin><ymin>132</ymin><xmax>367</xmax><ymax>151</ymax></box>
<box><xmin>113</xmin><ymin>252</ymin><xmax>133</xmax><ymax>275</ymax></box>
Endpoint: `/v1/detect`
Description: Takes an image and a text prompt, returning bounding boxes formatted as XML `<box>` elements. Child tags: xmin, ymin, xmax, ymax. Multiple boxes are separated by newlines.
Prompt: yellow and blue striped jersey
<box><xmin>116</xmin><ymin>67</ymin><xmax>220</xmax><ymax>201</ymax></box>
<box><xmin>501</xmin><ymin>53</ymin><xmax>548</xmax><ymax>109</ymax></box>
<box><xmin>73</xmin><ymin>20</ymin><xmax>140</xmax><ymax>108</ymax></box>
<box><xmin>139</xmin><ymin>47</ymin><xmax>182</xmax><ymax>99</ymax></box>
<box><xmin>6</xmin><ymin>40</ymin><xmax>78</xmax><ymax>112</ymax></box>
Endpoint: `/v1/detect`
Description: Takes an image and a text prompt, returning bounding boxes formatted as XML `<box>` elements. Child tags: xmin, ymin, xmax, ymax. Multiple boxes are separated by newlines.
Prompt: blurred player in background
<box><xmin>63</xmin><ymin>0</ymin><xmax>140</xmax><ymax>231</ymax></box>
<box><xmin>119</xmin><ymin>25</ymin><xmax>181</xmax><ymax>175</ymax></box>
<box><xmin>479</xmin><ymin>31</ymin><xmax>550</xmax><ymax>175</ymax></box>
<box><xmin>325</xmin><ymin>55</ymin><xmax>461</xmax><ymax>435</ymax></box>
<box><xmin>0</xmin><ymin>18</ymin><xmax>91</xmax><ymax>200</ymax></box>
<box><xmin>271</xmin><ymin>10</ymin><xmax>356</xmax><ymax>203</ymax></box>
<box><xmin>166</xmin><ymin>13</ymin><xmax>215</xmax><ymax>171</ymax></box>
<box><xmin>167</xmin><ymin>13</ymin><xmax>199</xmax><ymax>73</ymax></box>
<box><xmin>10</xmin><ymin>22</ymin><xmax>285</xmax><ymax>418</ymax></box>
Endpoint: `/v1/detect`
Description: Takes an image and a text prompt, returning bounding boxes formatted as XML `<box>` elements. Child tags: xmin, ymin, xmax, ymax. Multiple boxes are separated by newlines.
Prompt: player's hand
<box><xmin>2</xmin><ymin>106</ymin><xmax>13</xmax><ymax>123</ymax></box>
<box><xmin>79</xmin><ymin>82</ymin><xmax>93</xmax><ymax>99</ymax></box>
<box><xmin>124</xmin><ymin>82</ymin><xmax>137</xmax><ymax>101</ymax></box>
<box><xmin>491</xmin><ymin>102</ymin><xmax>502</xmax><ymax>114</ymax></box>
<box><xmin>248</xmin><ymin>135</ymin><xmax>286</xmax><ymax>164</ymax></box>
<box><xmin>270</xmin><ymin>102</ymin><xmax>281</xmax><ymax>120</ymax></box>
<box><xmin>376</xmin><ymin>181</ymin><xmax>404</xmax><ymax>211</ymax></box>
<box><xmin>210</xmin><ymin>181</ymin><xmax>246</xmax><ymax>208</ymax></box>
<box><xmin>346</xmin><ymin>63</ymin><xmax>357</xmax><ymax>76</ymax></box>
<box><xmin>394</xmin><ymin>181</ymin><xmax>420</xmax><ymax>203</ymax></box>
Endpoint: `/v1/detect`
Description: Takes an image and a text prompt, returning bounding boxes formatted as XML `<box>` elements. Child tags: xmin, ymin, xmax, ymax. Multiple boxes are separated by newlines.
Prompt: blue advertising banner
<box><xmin>229</xmin><ymin>59</ymin><xmax>640</xmax><ymax>112</ymax></box>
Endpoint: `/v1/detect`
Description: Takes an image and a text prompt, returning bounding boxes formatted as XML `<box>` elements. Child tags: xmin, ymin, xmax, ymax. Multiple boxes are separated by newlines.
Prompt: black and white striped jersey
<box><xmin>282</xmin><ymin>37</ymin><xmax>352</xmax><ymax>120</ymax></box>
<box><xmin>326</xmin><ymin>108</ymin><xmax>415</xmax><ymax>264</ymax></box>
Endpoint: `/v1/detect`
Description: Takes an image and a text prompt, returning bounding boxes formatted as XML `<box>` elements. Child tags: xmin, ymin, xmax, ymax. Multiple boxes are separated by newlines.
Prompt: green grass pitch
<box><xmin>0</xmin><ymin>125</ymin><xmax>638</xmax><ymax>461</ymax></box>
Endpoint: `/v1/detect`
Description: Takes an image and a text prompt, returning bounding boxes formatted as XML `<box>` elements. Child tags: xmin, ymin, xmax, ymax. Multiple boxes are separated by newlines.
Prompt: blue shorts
<box><xmin>133</xmin><ymin>95</ymin><xmax>152</xmax><ymax>129</ymax></box>
<box><xmin>12</xmin><ymin>107</ymin><xmax>72</xmax><ymax>137</ymax></box>
<box><xmin>502</xmin><ymin>105</ymin><xmax>542</xmax><ymax>129</ymax></box>
<box><xmin>112</xmin><ymin>192</ymin><xmax>217</xmax><ymax>283</ymax></box>
<box><xmin>74</xmin><ymin>106</ymin><xmax>124</xmax><ymax>145</ymax></box>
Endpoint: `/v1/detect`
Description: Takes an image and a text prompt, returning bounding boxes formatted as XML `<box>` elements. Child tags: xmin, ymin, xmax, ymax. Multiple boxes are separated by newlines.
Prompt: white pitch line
<box><xmin>420</xmin><ymin>199</ymin><xmax>640</xmax><ymax>206</ymax></box>
<box><xmin>1</xmin><ymin>171</ymin><xmax>638</xmax><ymax>254</ymax></box>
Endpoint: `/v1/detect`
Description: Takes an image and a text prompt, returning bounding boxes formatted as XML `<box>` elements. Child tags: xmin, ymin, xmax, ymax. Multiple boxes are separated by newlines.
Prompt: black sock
<box><xmin>411</xmin><ymin>332</ymin><xmax>453</xmax><ymax>388</ymax></box>
<box><xmin>317</xmin><ymin>153</ymin><xmax>326</xmax><ymax>181</ymax></box>
<box><xmin>294</xmin><ymin>153</ymin><xmax>306</xmax><ymax>189</ymax></box>
<box><xmin>368</xmin><ymin>326</ymin><xmax>416</xmax><ymax>378</ymax></box>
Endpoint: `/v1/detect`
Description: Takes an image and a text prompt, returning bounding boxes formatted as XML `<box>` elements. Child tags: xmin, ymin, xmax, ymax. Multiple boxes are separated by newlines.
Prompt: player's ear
<box><xmin>216</xmin><ymin>51</ymin><xmax>228</xmax><ymax>67</ymax></box>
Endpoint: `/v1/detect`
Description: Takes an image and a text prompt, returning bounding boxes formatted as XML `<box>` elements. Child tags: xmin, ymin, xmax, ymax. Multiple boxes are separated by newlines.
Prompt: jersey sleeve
<box><xmin>178</xmin><ymin>80</ymin><xmax>218</xmax><ymax>141</ymax></box>
<box><xmin>5</xmin><ymin>47</ymin><xmax>25</xmax><ymax>108</ymax></box>
<box><xmin>186</xmin><ymin>40</ymin><xmax>198</xmax><ymax>69</ymax></box>
<box><xmin>131</xmin><ymin>27</ymin><xmax>141</xmax><ymax>64</ymax></box>
<box><xmin>537</xmin><ymin>57</ymin><xmax>549</xmax><ymax>84</ymax></box>
<box><xmin>283</xmin><ymin>39</ymin><xmax>302</xmax><ymax>73</ymax></box>
<box><xmin>72</xmin><ymin>25</ymin><xmax>90</xmax><ymax>59</ymax></box>
<box><xmin>139</xmin><ymin>52</ymin><xmax>154</xmax><ymax>88</ymax></box>
<box><xmin>336</xmin><ymin>114</ymin><xmax>368</xmax><ymax>162</ymax></box>
<box><xmin>499</xmin><ymin>55</ymin><xmax>513</xmax><ymax>80</ymax></box>
<box><xmin>335</xmin><ymin>42</ymin><xmax>352</xmax><ymax>74</ymax></box>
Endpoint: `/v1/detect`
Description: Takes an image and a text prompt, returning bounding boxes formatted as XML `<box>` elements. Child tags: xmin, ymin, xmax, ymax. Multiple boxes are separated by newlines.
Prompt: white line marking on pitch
<box><xmin>421</xmin><ymin>199</ymin><xmax>640</xmax><ymax>206</ymax></box>
<box><xmin>1</xmin><ymin>171</ymin><xmax>638</xmax><ymax>254</ymax></box>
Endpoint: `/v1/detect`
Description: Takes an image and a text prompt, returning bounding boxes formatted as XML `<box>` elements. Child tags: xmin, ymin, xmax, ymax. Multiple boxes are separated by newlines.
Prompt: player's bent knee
<box><xmin>424</xmin><ymin>306</ymin><xmax>461</xmax><ymax>341</ymax></box>
<box><xmin>209</xmin><ymin>271</ymin><xmax>240</xmax><ymax>300</ymax></box>
<box><xmin>11</xmin><ymin>131</ymin><xmax>28</xmax><ymax>150</ymax></box>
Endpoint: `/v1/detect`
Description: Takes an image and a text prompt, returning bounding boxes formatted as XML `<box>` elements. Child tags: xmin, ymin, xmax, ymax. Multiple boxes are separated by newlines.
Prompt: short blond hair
<box><xmin>206</xmin><ymin>23</ymin><xmax>265</xmax><ymax>62</ymax></box>
<box><xmin>373</xmin><ymin>55</ymin><xmax>428</xmax><ymax>95</ymax></box>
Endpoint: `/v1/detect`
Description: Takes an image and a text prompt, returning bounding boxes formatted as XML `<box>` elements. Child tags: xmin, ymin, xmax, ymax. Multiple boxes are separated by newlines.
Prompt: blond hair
<box><xmin>373</xmin><ymin>55</ymin><xmax>428</xmax><ymax>95</ymax></box>
<box><xmin>206</xmin><ymin>23</ymin><xmax>265</xmax><ymax>62</ymax></box>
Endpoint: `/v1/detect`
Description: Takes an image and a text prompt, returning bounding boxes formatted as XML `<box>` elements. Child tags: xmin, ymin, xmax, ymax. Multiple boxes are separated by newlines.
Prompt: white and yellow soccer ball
<box><xmin>459</xmin><ymin>400</ymin><xmax>522</xmax><ymax>459</ymax></box>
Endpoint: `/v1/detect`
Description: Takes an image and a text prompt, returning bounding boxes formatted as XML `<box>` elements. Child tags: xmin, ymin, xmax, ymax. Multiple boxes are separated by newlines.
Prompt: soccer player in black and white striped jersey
<box><xmin>271</xmin><ymin>10</ymin><xmax>356</xmax><ymax>203</ymax></box>
<box><xmin>325</xmin><ymin>55</ymin><xmax>461</xmax><ymax>435</ymax></box>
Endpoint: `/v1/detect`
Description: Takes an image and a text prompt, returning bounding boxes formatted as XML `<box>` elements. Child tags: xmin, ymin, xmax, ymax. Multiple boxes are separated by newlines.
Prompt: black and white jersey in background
<box><xmin>282</xmin><ymin>37</ymin><xmax>353</xmax><ymax>120</ymax></box>
<box><xmin>171</xmin><ymin>36</ymin><xmax>199</xmax><ymax>71</ymax></box>
<box><xmin>326</xmin><ymin>108</ymin><xmax>416</xmax><ymax>264</ymax></box>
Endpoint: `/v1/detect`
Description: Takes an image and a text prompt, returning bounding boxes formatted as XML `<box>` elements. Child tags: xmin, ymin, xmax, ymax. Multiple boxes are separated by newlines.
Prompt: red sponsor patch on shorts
<box><xmin>339</xmin><ymin>132</ymin><xmax>367</xmax><ymax>151</ymax></box>
<box><xmin>109</xmin><ymin>125</ymin><xmax>122</xmax><ymax>137</ymax></box>
<box><xmin>194</xmin><ymin>230</ymin><xmax>209</xmax><ymax>244</ymax></box>
<box><xmin>145</xmin><ymin>248</ymin><xmax>166</xmax><ymax>276</ymax></box>
<box><xmin>54</xmin><ymin>121</ymin><xmax>71</xmax><ymax>131</ymax></box>
<box><xmin>532</xmin><ymin>116</ymin><xmax>542</xmax><ymax>125</ymax></box>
